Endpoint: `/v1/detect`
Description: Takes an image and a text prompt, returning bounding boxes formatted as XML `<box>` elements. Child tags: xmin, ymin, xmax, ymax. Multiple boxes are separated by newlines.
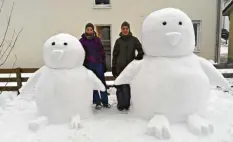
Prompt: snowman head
<box><xmin>43</xmin><ymin>33</ymin><xmax>85</xmax><ymax>69</ymax></box>
<box><xmin>142</xmin><ymin>8</ymin><xmax>195</xmax><ymax>57</ymax></box>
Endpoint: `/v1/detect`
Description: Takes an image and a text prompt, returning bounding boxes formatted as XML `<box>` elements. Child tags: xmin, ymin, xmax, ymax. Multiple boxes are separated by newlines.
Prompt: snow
<box><xmin>0</xmin><ymin>68</ymin><xmax>233</xmax><ymax>141</ymax></box>
<box><xmin>19</xmin><ymin>33</ymin><xmax>107</xmax><ymax>127</ymax></box>
<box><xmin>221</xmin><ymin>45</ymin><xmax>228</xmax><ymax>55</ymax></box>
<box><xmin>209</xmin><ymin>60</ymin><xmax>217</xmax><ymax>65</ymax></box>
<box><xmin>115</xmin><ymin>55</ymin><xmax>230</xmax><ymax>123</ymax></box>
<box><xmin>43</xmin><ymin>33</ymin><xmax>85</xmax><ymax>69</ymax></box>
<box><xmin>1</xmin><ymin>9</ymin><xmax>233</xmax><ymax>142</ymax></box>
<box><xmin>115</xmin><ymin>8</ymin><xmax>232</xmax><ymax>138</ymax></box>
<box><xmin>0</xmin><ymin>85</ymin><xmax>233</xmax><ymax>142</ymax></box>
<box><xmin>220</xmin><ymin>38</ymin><xmax>228</xmax><ymax>63</ymax></box>
<box><xmin>219</xmin><ymin>69</ymin><xmax>233</xmax><ymax>73</ymax></box>
<box><xmin>141</xmin><ymin>8</ymin><xmax>195</xmax><ymax>57</ymax></box>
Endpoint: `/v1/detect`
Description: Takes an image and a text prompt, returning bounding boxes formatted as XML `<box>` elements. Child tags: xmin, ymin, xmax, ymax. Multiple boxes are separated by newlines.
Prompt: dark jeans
<box><xmin>116</xmin><ymin>84</ymin><xmax>131</xmax><ymax>109</ymax></box>
<box><xmin>87</xmin><ymin>62</ymin><xmax>109</xmax><ymax>105</ymax></box>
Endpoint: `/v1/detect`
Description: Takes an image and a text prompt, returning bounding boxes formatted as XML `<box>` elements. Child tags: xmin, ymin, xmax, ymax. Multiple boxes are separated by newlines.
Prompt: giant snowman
<box><xmin>20</xmin><ymin>33</ymin><xmax>105</xmax><ymax>130</ymax></box>
<box><xmin>114</xmin><ymin>8</ymin><xmax>231</xmax><ymax>139</ymax></box>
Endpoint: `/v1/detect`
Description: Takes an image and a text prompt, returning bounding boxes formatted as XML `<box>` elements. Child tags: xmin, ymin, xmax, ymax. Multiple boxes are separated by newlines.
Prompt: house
<box><xmin>223</xmin><ymin>0</ymin><xmax>233</xmax><ymax>63</ymax></box>
<box><xmin>222</xmin><ymin>0</ymin><xmax>231</xmax><ymax>31</ymax></box>
<box><xmin>0</xmin><ymin>0</ymin><xmax>221</xmax><ymax>70</ymax></box>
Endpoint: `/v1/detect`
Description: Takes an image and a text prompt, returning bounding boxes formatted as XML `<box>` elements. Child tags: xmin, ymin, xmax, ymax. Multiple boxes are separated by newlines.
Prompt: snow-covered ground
<box><xmin>219</xmin><ymin>69</ymin><xmax>233</xmax><ymax>73</ymax></box>
<box><xmin>0</xmin><ymin>47</ymin><xmax>233</xmax><ymax>141</ymax></box>
<box><xmin>220</xmin><ymin>38</ymin><xmax>228</xmax><ymax>63</ymax></box>
<box><xmin>221</xmin><ymin>45</ymin><xmax>228</xmax><ymax>55</ymax></box>
<box><xmin>0</xmin><ymin>81</ymin><xmax>233</xmax><ymax>142</ymax></box>
<box><xmin>221</xmin><ymin>38</ymin><xmax>228</xmax><ymax>55</ymax></box>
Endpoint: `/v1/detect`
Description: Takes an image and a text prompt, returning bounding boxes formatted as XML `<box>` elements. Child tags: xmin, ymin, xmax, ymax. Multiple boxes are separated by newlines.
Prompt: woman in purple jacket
<box><xmin>80</xmin><ymin>23</ymin><xmax>111</xmax><ymax>110</ymax></box>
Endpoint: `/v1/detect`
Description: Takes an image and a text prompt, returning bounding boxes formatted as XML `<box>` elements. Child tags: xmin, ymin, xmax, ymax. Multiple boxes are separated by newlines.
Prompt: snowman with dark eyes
<box><xmin>114</xmin><ymin>8</ymin><xmax>230</xmax><ymax>139</ymax></box>
<box><xmin>20</xmin><ymin>33</ymin><xmax>105</xmax><ymax>131</ymax></box>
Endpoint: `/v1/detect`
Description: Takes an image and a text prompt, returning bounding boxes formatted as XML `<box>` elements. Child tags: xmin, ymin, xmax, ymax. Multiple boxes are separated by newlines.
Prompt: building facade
<box><xmin>222</xmin><ymin>0</ymin><xmax>230</xmax><ymax>31</ymax></box>
<box><xmin>0</xmin><ymin>0</ymin><xmax>220</xmax><ymax>69</ymax></box>
<box><xmin>223</xmin><ymin>0</ymin><xmax>233</xmax><ymax>62</ymax></box>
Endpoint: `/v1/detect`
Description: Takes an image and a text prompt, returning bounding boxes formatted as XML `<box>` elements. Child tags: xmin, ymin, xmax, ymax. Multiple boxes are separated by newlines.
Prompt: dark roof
<box><xmin>223</xmin><ymin>0</ymin><xmax>233</xmax><ymax>16</ymax></box>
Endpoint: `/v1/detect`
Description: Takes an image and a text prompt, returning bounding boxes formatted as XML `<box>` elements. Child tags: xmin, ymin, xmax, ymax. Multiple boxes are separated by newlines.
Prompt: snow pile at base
<box><xmin>0</xmin><ymin>87</ymin><xmax>233</xmax><ymax>142</ymax></box>
<box><xmin>209</xmin><ymin>60</ymin><xmax>217</xmax><ymax>65</ymax></box>
<box><xmin>219</xmin><ymin>69</ymin><xmax>233</xmax><ymax>74</ymax></box>
<box><xmin>221</xmin><ymin>46</ymin><xmax>228</xmax><ymax>55</ymax></box>
<box><xmin>221</xmin><ymin>38</ymin><xmax>228</xmax><ymax>47</ymax></box>
<box><xmin>0</xmin><ymin>92</ymin><xmax>17</xmax><ymax>113</ymax></box>
<box><xmin>221</xmin><ymin>38</ymin><xmax>228</xmax><ymax>55</ymax></box>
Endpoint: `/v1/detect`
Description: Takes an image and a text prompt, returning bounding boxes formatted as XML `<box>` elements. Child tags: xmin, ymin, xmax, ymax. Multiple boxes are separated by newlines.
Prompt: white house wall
<box><xmin>0</xmin><ymin>0</ymin><xmax>218</xmax><ymax>68</ymax></box>
<box><xmin>222</xmin><ymin>0</ymin><xmax>230</xmax><ymax>30</ymax></box>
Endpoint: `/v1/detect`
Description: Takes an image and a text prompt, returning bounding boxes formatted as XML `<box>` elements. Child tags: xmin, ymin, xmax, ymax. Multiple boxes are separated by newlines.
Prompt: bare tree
<box><xmin>0</xmin><ymin>0</ymin><xmax>23</xmax><ymax>67</ymax></box>
<box><xmin>0</xmin><ymin>0</ymin><xmax>23</xmax><ymax>94</ymax></box>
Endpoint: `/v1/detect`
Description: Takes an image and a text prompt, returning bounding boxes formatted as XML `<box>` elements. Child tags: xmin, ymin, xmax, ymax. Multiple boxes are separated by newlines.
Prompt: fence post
<box><xmin>16</xmin><ymin>68</ymin><xmax>22</xmax><ymax>95</ymax></box>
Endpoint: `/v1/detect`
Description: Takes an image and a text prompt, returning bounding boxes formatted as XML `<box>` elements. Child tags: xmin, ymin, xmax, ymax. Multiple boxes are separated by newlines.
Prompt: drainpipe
<box><xmin>215</xmin><ymin>0</ymin><xmax>222</xmax><ymax>63</ymax></box>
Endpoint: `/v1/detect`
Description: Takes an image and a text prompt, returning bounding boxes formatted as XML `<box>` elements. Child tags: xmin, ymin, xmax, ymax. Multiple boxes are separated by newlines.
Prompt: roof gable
<box><xmin>223</xmin><ymin>0</ymin><xmax>233</xmax><ymax>16</ymax></box>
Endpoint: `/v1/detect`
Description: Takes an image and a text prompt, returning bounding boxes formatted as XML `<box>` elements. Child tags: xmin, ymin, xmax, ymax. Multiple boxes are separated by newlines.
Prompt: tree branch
<box><xmin>0</xmin><ymin>30</ymin><xmax>15</xmax><ymax>56</ymax></box>
<box><xmin>0</xmin><ymin>0</ymin><xmax>5</xmax><ymax>13</ymax></box>
<box><xmin>0</xmin><ymin>1</ymin><xmax>23</xmax><ymax>94</ymax></box>
<box><xmin>0</xmin><ymin>2</ymin><xmax>14</xmax><ymax>48</ymax></box>
<box><xmin>0</xmin><ymin>28</ymin><xmax>23</xmax><ymax>66</ymax></box>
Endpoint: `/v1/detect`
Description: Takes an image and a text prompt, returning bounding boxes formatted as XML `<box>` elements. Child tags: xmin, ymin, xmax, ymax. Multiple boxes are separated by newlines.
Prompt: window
<box><xmin>95</xmin><ymin>25</ymin><xmax>111</xmax><ymax>71</ymax></box>
<box><xmin>192</xmin><ymin>20</ymin><xmax>201</xmax><ymax>52</ymax></box>
<box><xmin>93</xmin><ymin>0</ymin><xmax>111</xmax><ymax>8</ymax></box>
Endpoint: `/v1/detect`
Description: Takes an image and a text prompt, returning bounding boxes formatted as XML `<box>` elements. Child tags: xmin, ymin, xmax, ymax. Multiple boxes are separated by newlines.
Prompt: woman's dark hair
<box><xmin>121</xmin><ymin>21</ymin><xmax>130</xmax><ymax>29</ymax></box>
<box><xmin>85</xmin><ymin>23</ymin><xmax>95</xmax><ymax>31</ymax></box>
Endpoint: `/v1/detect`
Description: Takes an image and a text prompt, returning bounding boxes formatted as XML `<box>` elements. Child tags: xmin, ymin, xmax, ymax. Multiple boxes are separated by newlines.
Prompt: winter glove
<box><xmin>112</xmin><ymin>67</ymin><xmax>117</xmax><ymax>78</ymax></box>
<box><xmin>135</xmin><ymin>53</ymin><xmax>143</xmax><ymax>60</ymax></box>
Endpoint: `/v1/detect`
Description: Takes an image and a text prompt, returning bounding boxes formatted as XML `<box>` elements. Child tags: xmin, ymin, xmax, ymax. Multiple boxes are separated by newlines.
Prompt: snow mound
<box><xmin>209</xmin><ymin>60</ymin><xmax>217</xmax><ymax>65</ymax></box>
<box><xmin>0</xmin><ymin>92</ymin><xmax>17</xmax><ymax>111</ymax></box>
<box><xmin>0</xmin><ymin>88</ymin><xmax>233</xmax><ymax>142</ymax></box>
<box><xmin>221</xmin><ymin>38</ymin><xmax>228</xmax><ymax>55</ymax></box>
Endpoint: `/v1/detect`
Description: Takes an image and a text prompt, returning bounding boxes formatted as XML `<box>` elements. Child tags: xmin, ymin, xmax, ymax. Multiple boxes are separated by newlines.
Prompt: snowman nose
<box><xmin>51</xmin><ymin>50</ymin><xmax>64</xmax><ymax>61</ymax></box>
<box><xmin>165</xmin><ymin>32</ymin><xmax>181</xmax><ymax>46</ymax></box>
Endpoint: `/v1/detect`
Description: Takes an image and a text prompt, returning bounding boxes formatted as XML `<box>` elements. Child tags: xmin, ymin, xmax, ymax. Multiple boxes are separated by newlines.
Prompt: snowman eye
<box><xmin>179</xmin><ymin>21</ymin><xmax>182</xmax><ymax>25</ymax></box>
<box><xmin>162</xmin><ymin>21</ymin><xmax>167</xmax><ymax>26</ymax></box>
<box><xmin>51</xmin><ymin>42</ymin><xmax>55</xmax><ymax>46</ymax></box>
<box><xmin>64</xmin><ymin>42</ymin><xmax>68</xmax><ymax>46</ymax></box>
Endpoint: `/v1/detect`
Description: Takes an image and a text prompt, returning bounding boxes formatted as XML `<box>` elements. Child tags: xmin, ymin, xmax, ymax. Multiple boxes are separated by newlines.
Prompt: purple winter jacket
<box><xmin>79</xmin><ymin>34</ymin><xmax>105</xmax><ymax>64</ymax></box>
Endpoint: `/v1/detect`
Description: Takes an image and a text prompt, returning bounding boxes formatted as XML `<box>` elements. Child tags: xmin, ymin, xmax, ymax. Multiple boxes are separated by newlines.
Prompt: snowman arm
<box><xmin>114</xmin><ymin>60</ymin><xmax>143</xmax><ymax>85</ymax></box>
<box><xmin>87</xmin><ymin>70</ymin><xmax>106</xmax><ymax>91</ymax></box>
<box><xmin>19</xmin><ymin>66</ymin><xmax>45</xmax><ymax>94</ymax></box>
<box><xmin>197</xmin><ymin>56</ymin><xmax>230</xmax><ymax>88</ymax></box>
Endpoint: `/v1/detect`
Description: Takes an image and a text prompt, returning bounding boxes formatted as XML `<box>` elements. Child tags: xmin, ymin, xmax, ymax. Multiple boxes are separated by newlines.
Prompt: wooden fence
<box><xmin>213</xmin><ymin>63</ymin><xmax>233</xmax><ymax>78</ymax></box>
<box><xmin>0</xmin><ymin>64</ymin><xmax>233</xmax><ymax>93</ymax></box>
<box><xmin>0</xmin><ymin>68</ymin><xmax>115</xmax><ymax>93</ymax></box>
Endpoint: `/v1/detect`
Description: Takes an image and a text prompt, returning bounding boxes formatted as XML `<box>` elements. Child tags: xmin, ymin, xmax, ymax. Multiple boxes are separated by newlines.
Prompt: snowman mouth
<box><xmin>51</xmin><ymin>50</ymin><xmax>64</xmax><ymax>61</ymax></box>
<box><xmin>165</xmin><ymin>32</ymin><xmax>181</xmax><ymax>46</ymax></box>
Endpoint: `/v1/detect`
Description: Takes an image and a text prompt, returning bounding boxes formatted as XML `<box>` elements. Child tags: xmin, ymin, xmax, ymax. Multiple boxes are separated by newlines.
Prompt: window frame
<box><xmin>95</xmin><ymin>24</ymin><xmax>112</xmax><ymax>42</ymax></box>
<box><xmin>192</xmin><ymin>20</ymin><xmax>202</xmax><ymax>53</ymax></box>
<box><xmin>95</xmin><ymin>24</ymin><xmax>112</xmax><ymax>71</ymax></box>
<box><xmin>93</xmin><ymin>0</ymin><xmax>111</xmax><ymax>9</ymax></box>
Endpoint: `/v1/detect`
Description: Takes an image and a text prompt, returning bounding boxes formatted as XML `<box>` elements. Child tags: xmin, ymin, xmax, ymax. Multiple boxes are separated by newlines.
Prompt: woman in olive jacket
<box><xmin>112</xmin><ymin>21</ymin><xmax>144</xmax><ymax>111</ymax></box>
